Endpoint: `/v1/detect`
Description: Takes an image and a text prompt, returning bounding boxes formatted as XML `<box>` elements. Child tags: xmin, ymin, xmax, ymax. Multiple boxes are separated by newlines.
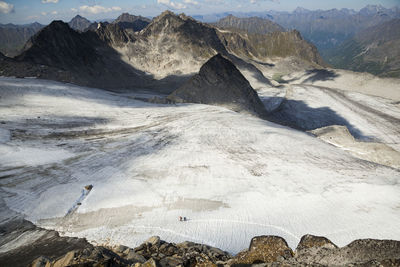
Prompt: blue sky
<box><xmin>0</xmin><ymin>0</ymin><xmax>399</xmax><ymax>24</ymax></box>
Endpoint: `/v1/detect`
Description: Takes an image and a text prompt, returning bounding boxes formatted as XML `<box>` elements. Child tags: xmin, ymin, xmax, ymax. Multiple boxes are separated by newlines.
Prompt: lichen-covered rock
<box><xmin>232</xmin><ymin>235</ymin><xmax>294</xmax><ymax>264</ymax></box>
<box><xmin>296</xmin><ymin>234</ymin><xmax>338</xmax><ymax>251</ymax></box>
<box><xmin>294</xmin><ymin>237</ymin><xmax>400</xmax><ymax>266</ymax></box>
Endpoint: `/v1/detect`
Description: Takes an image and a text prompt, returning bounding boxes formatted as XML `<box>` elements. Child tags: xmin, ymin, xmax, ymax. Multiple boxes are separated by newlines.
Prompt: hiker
<box><xmin>179</xmin><ymin>216</ymin><xmax>183</xmax><ymax>221</ymax></box>
<box><xmin>183</xmin><ymin>217</ymin><xmax>187</xmax><ymax>221</ymax></box>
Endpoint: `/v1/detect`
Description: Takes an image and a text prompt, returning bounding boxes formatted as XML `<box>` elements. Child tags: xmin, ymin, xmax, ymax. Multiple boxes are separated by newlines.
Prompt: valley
<box><xmin>0</xmin><ymin>3</ymin><xmax>399</xmax><ymax>266</ymax></box>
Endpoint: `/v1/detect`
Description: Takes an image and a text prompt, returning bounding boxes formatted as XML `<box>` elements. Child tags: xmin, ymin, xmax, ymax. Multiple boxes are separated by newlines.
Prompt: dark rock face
<box><xmin>18</xmin><ymin>21</ymin><xmax>99</xmax><ymax>71</ymax></box>
<box><xmin>0</xmin><ymin>219</ymin><xmax>93</xmax><ymax>267</ymax></box>
<box><xmin>168</xmin><ymin>54</ymin><xmax>267</xmax><ymax>116</ymax></box>
<box><xmin>215</xmin><ymin>15</ymin><xmax>285</xmax><ymax>34</ymax></box>
<box><xmin>113</xmin><ymin>13</ymin><xmax>151</xmax><ymax>32</ymax></box>
<box><xmin>3</xmin><ymin>21</ymin><xmax>147</xmax><ymax>90</ymax></box>
<box><xmin>68</xmin><ymin>15</ymin><xmax>92</xmax><ymax>32</ymax></box>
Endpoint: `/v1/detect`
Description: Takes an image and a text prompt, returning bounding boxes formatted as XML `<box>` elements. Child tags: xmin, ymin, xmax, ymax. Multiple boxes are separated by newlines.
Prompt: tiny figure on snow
<box><xmin>179</xmin><ymin>216</ymin><xmax>183</xmax><ymax>221</ymax></box>
<box><xmin>183</xmin><ymin>217</ymin><xmax>187</xmax><ymax>221</ymax></box>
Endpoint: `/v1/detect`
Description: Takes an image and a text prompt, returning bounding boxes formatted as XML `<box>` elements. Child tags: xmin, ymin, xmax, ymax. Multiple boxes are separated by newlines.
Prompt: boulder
<box><xmin>126</xmin><ymin>251</ymin><xmax>147</xmax><ymax>263</ymax></box>
<box><xmin>146</xmin><ymin>236</ymin><xmax>161</xmax><ymax>247</ymax></box>
<box><xmin>296</xmin><ymin>234</ymin><xmax>338</xmax><ymax>251</ymax></box>
<box><xmin>232</xmin><ymin>235</ymin><xmax>293</xmax><ymax>264</ymax></box>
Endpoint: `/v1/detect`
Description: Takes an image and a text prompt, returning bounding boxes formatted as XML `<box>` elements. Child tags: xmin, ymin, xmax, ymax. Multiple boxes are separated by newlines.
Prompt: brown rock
<box><xmin>146</xmin><ymin>236</ymin><xmax>161</xmax><ymax>247</ymax></box>
<box><xmin>84</xmin><ymin>184</ymin><xmax>93</xmax><ymax>191</ymax></box>
<box><xmin>29</xmin><ymin>256</ymin><xmax>50</xmax><ymax>267</ymax></box>
<box><xmin>232</xmin><ymin>235</ymin><xmax>294</xmax><ymax>264</ymax></box>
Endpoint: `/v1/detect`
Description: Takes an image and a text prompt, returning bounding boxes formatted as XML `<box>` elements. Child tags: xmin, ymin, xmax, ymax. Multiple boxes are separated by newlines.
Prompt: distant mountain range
<box><xmin>325</xmin><ymin>19</ymin><xmax>400</xmax><ymax>78</ymax></box>
<box><xmin>0</xmin><ymin>11</ymin><xmax>323</xmax><ymax>95</ymax></box>
<box><xmin>214</xmin><ymin>15</ymin><xmax>284</xmax><ymax>34</ymax></box>
<box><xmin>196</xmin><ymin>5</ymin><xmax>400</xmax><ymax>52</ymax></box>
<box><xmin>0</xmin><ymin>22</ymin><xmax>43</xmax><ymax>57</ymax></box>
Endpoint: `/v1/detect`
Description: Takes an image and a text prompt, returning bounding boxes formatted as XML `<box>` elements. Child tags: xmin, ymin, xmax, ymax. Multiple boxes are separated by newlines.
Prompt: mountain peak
<box><xmin>48</xmin><ymin>20</ymin><xmax>71</xmax><ymax>31</ymax></box>
<box><xmin>112</xmin><ymin>12</ymin><xmax>151</xmax><ymax>32</ymax></box>
<box><xmin>293</xmin><ymin>7</ymin><xmax>311</xmax><ymax>14</ymax></box>
<box><xmin>168</xmin><ymin>54</ymin><xmax>266</xmax><ymax>116</ymax></box>
<box><xmin>114</xmin><ymin>13</ymin><xmax>150</xmax><ymax>23</ymax></box>
<box><xmin>68</xmin><ymin>15</ymin><xmax>92</xmax><ymax>31</ymax></box>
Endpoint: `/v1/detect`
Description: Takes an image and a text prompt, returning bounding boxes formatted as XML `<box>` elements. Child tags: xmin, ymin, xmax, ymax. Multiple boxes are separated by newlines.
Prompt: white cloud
<box><xmin>51</xmin><ymin>11</ymin><xmax>58</xmax><ymax>15</ymax></box>
<box><xmin>41</xmin><ymin>0</ymin><xmax>59</xmax><ymax>3</ymax></box>
<box><xmin>71</xmin><ymin>8</ymin><xmax>77</xmax><ymax>12</ymax></box>
<box><xmin>250</xmin><ymin>0</ymin><xmax>280</xmax><ymax>3</ymax></box>
<box><xmin>79</xmin><ymin>5</ymin><xmax>122</xmax><ymax>14</ymax></box>
<box><xmin>0</xmin><ymin>1</ymin><xmax>14</xmax><ymax>14</ymax></box>
<box><xmin>41</xmin><ymin>12</ymin><xmax>47</xmax><ymax>16</ymax></box>
<box><xmin>183</xmin><ymin>0</ymin><xmax>198</xmax><ymax>5</ymax></box>
<box><xmin>27</xmin><ymin>15</ymin><xmax>40</xmax><ymax>20</ymax></box>
<box><xmin>157</xmin><ymin>0</ymin><xmax>187</xmax><ymax>10</ymax></box>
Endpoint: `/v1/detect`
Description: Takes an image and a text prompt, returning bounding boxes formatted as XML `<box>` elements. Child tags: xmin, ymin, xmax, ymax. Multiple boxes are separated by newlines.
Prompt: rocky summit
<box><xmin>168</xmin><ymin>54</ymin><xmax>267</xmax><ymax>116</ymax></box>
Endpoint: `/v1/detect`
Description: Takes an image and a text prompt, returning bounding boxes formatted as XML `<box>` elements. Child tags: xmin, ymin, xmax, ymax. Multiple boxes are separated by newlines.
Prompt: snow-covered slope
<box><xmin>0</xmin><ymin>77</ymin><xmax>399</xmax><ymax>254</ymax></box>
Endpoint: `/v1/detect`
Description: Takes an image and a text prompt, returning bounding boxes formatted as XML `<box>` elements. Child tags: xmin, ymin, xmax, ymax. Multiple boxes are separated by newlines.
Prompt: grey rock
<box><xmin>126</xmin><ymin>251</ymin><xmax>147</xmax><ymax>263</ymax></box>
<box><xmin>114</xmin><ymin>244</ymin><xmax>129</xmax><ymax>253</ymax></box>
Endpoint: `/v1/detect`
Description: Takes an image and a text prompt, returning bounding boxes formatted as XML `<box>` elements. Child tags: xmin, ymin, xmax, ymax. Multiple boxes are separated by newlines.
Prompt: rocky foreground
<box><xmin>0</xmin><ymin>220</ymin><xmax>399</xmax><ymax>267</ymax></box>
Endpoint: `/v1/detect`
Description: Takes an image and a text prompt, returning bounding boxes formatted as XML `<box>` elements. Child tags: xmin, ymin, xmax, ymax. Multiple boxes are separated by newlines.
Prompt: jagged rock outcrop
<box><xmin>96</xmin><ymin>22</ymin><xmax>135</xmax><ymax>47</ymax></box>
<box><xmin>113</xmin><ymin>13</ymin><xmax>151</xmax><ymax>32</ymax></box>
<box><xmin>168</xmin><ymin>54</ymin><xmax>267</xmax><ymax>116</ymax></box>
<box><xmin>215</xmin><ymin>15</ymin><xmax>285</xmax><ymax>34</ymax></box>
<box><xmin>68</xmin><ymin>15</ymin><xmax>92</xmax><ymax>32</ymax></box>
<box><xmin>1</xmin><ymin>219</ymin><xmax>399</xmax><ymax>267</ymax></box>
<box><xmin>18</xmin><ymin>233</ymin><xmax>400</xmax><ymax>267</ymax></box>
<box><xmin>119</xmin><ymin>10</ymin><xmax>227</xmax><ymax>79</ymax></box>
